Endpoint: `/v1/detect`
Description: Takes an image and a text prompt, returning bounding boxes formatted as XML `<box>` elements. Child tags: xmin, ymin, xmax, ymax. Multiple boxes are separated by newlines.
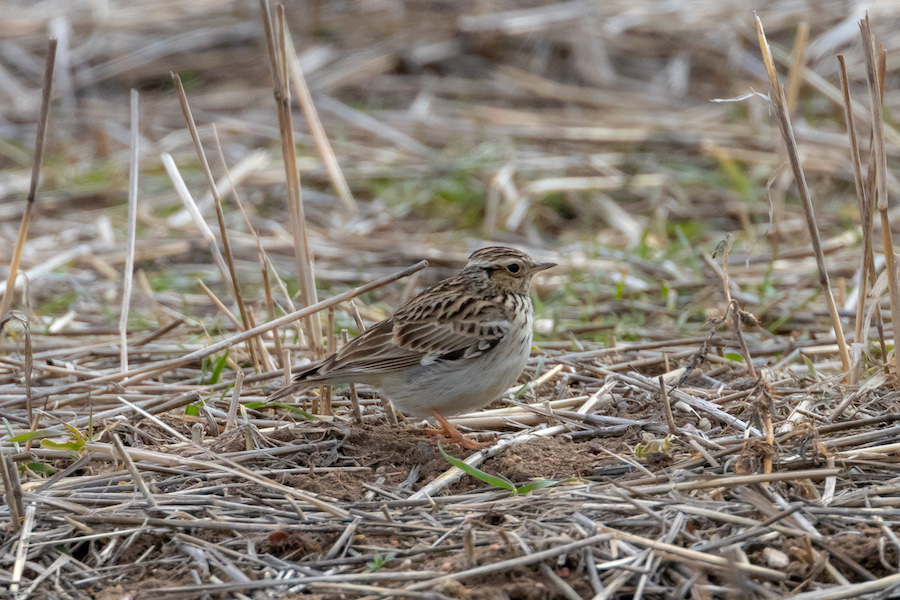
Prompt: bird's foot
<box><xmin>428</xmin><ymin>410</ymin><xmax>492</xmax><ymax>450</ymax></box>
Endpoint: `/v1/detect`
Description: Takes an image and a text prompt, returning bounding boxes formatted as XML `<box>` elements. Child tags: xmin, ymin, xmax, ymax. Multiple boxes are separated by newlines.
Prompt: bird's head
<box><xmin>465</xmin><ymin>246</ymin><xmax>556</xmax><ymax>294</ymax></box>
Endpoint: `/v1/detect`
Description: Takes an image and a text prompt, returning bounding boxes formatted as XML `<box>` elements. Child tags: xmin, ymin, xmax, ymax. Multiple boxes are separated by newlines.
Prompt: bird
<box><xmin>268</xmin><ymin>246</ymin><xmax>556</xmax><ymax>449</ymax></box>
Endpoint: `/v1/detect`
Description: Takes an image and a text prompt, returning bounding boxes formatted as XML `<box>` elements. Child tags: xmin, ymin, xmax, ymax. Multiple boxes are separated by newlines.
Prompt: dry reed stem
<box><xmin>161</xmin><ymin>152</ymin><xmax>231</xmax><ymax>281</ymax></box>
<box><xmin>210</xmin><ymin>125</ymin><xmax>275</xmax><ymax>370</ymax></box>
<box><xmin>258</xmin><ymin>241</ymin><xmax>283</xmax><ymax>366</ymax></box>
<box><xmin>838</xmin><ymin>56</ymin><xmax>872</xmax><ymax>356</ymax></box>
<box><xmin>149</xmin><ymin>572</ymin><xmax>444</xmax><ymax>596</ymax></box>
<box><xmin>171</xmin><ymin>72</ymin><xmax>260</xmax><ymax>371</ymax></box>
<box><xmin>167</xmin><ymin>149</ymin><xmax>268</xmax><ymax>228</ymax></box>
<box><xmin>380</xmin><ymin>394</ymin><xmax>398</xmax><ymax>427</ymax></box>
<box><xmin>342</xmin><ymin>329</ymin><xmax>362</xmax><ymax>423</ymax></box>
<box><xmin>720</xmin><ymin>236</ymin><xmax>756</xmax><ymax>378</ymax></box>
<box><xmin>0</xmin><ymin>450</ymin><xmax>22</xmax><ymax>529</ymax></box>
<box><xmin>225</xmin><ymin>369</ymin><xmax>243</xmax><ymax>432</ymax></box>
<box><xmin>322</xmin><ymin>305</ymin><xmax>335</xmax><ymax>415</ymax></box>
<box><xmin>196</xmin><ymin>279</ymin><xmax>241</xmax><ymax>328</ymax></box>
<box><xmin>659</xmin><ymin>374</ymin><xmax>676</xmax><ymax>436</ymax></box>
<box><xmin>787</xmin><ymin>572</ymin><xmax>900</xmax><ymax>600</ymax></box>
<box><xmin>785</xmin><ymin>22</ymin><xmax>809</xmax><ymax>115</ymax></box>
<box><xmin>349</xmin><ymin>301</ymin><xmax>365</xmax><ymax>333</ymax></box>
<box><xmin>0</xmin><ymin>39</ymin><xmax>56</xmax><ymax>327</ymax></box>
<box><xmin>406</xmin><ymin>534</ymin><xmax>614</xmax><ymax>591</ymax></box>
<box><xmin>860</xmin><ymin>18</ymin><xmax>900</xmax><ymax>382</ymax></box>
<box><xmin>9</xmin><ymin>504</ymin><xmax>35</xmax><ymax>593</ymax></box>
<box><xmin>0</xmin><ymin>313</ymin><xmax>34</xmax><ymax>429</ymax></box>
<box><xmin>260</xmin><ymin>0</ymin><xmax>323</xmax><ymax>356</ymax></box>
<box><xmin>284</xmin><ymin>26</ymin><xmax>357</xmax><ymax>215</ymax></box>
<box><xmin>120</xmin><ymin>89</ymin><xmax>139</xmax><ymax>373</ymax></box>
<box><xmin>755</xmin><ymin>15</ymin><xmax>851</xmax><ymax>375</ymax></box>
<box><xmin>600</xmin><ymin>525</ymin><xmax>786</xmax><ymax>581</ymax></box>
<box><xmin>111</xmin><ymin>433</ymin><xmax>156</xmax><ymax>508</ymax></box>
<box><xmin>245</xmin><ymin>306</ymin><xmax>275</xmax><ymax>372</ymax></box>
<box><xmin>759</xmin><ymin>374</ymin><xmax>775</xmax><ymax>476</ymax></box>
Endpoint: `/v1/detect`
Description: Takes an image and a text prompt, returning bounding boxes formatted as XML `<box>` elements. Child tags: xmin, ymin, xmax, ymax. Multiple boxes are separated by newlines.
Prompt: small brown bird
<box><xmin>269</xmin><ymin>246</ymin><xmax>555</xmax><ymax>448</ymax></box>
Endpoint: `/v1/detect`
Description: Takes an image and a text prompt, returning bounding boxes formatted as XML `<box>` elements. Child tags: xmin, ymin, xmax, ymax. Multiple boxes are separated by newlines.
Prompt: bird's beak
<box><xmin>532</xmin><ymin>262</ymin><xmax>557</xmax><ymax>273</ymax></box>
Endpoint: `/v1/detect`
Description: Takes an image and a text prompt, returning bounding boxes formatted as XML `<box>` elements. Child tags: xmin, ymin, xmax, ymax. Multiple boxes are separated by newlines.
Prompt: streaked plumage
<box><xmin>269</xmin><ymin>247</ymin><xmax>555</xmax><ymax>448</ymax></box>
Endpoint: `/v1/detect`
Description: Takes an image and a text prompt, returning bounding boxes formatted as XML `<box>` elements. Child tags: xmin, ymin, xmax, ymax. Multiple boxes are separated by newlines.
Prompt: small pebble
<box><xmin>762</xmin><ymin>547</ymin><xmax>790</xmax><ymax>569</ymax></box>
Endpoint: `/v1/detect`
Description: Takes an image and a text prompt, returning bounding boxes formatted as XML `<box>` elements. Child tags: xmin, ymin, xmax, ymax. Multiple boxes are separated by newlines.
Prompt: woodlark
<box><xmin>269</xmin><ymin>247</ymin><xmax>555</xmax><ymax>449</ymax></box>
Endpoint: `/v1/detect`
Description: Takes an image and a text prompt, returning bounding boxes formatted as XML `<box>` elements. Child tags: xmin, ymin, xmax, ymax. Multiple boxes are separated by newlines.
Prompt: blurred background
<box><xmin>1</xmin><ymin>0</ymin><xmax>899</xmax><ymax>339</ymax></box>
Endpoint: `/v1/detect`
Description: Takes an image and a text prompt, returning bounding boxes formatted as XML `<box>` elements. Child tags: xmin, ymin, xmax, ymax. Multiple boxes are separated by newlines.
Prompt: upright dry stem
<box><xmin>120</xmin><ymin>89</ymin><xmax>139</xmax><ymax>372</ymax></box>
<box><xmin>259</xmin><ymin>241</ymin><xmax>283</xmax><ymax>368</ymax></box>
<box><xmin>260</xmin><ymin>0</ymin><xmax>324</xmax><ymax>356</ymax></box>
<box><xmin>284</xmin><ymin>29</ymin><xmax>357</xmax><ymax>215</ymax></box>
<box><xmin>720</xmin><ymin>237</ymin><xmax>756</xmax><ymax>378</ymax></box>
<box><xmin>838</xmin><ymin>56</ymin><xmax>871</xmax><ymax>352</ymax></box>
<box><xmin>0</xmin><ymin>39</ymin><xmax>57</xmax><ymax>327</ymax></box>
<box><xmin>171</xmin><ymin>72</ymin><xmax>260</xmax><ymax>371</ymax></box>
<box><xmin>755</xmin><ymin>15</ymin><xmax>851</xmax><ymax>375</ymax></box>
<box><xmin>785</xmin><ymin>22</ymin><xmax>809</xmax><ymax>115</ymax></box>
<box><xmin>860</xmin><ymin>18</ymin><xmax>900</xmax><ymax>381</ymax></box>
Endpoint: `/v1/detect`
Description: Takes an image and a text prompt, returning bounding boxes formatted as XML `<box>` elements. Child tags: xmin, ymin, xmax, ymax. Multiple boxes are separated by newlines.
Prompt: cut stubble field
<box><xmin>3</xmin><ymin>2</ymin><xmax>900</xmax><ymax>599</ymax></box>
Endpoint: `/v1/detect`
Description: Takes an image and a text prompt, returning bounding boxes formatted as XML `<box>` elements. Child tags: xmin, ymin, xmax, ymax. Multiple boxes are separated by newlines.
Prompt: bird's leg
<box><xmin>428</xmin><ymin>409</ymin><xmax>489</xmax><ymax>450</ymax></box>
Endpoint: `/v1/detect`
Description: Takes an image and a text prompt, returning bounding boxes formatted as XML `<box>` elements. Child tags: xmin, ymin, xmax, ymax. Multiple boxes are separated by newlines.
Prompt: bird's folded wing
<box><xmin>393</xmin><ymin>295</ymin><xmax>511</xmax><ymax>363</ymax></box>
<box><xmin>319</xmin><ymin>295</ymin><xmax>512</xmax><ymax>375</ymax></box>
<box><xmin>317</xmin><ymin>320</ymin><xmax>421</xmax><ymax>375</ymax></box>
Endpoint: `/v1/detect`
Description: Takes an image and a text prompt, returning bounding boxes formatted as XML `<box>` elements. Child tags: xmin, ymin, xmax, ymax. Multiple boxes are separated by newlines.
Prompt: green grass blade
<box><xmin>41</xmin><ymin>439</ymin><xmax>85</xmax><ymax>451</ymax></box>
<box><xmin>8</xmin><ymin>429</ymin><xmax>62</xmax><ymax>443</ymax></box>
<box><xmin>208</xmin><ymin>351</ymin><xmax>229</xmax><ymax>384</ymax></box>
<box><xmin>515</xmin><ymin>479</ymin><xmax>560</xmax><ymax>495</ymax></box>
<box><xmin>438</xmin><ymin>443</ymin><xmax>516</xmax><ymax>493</ymax></box>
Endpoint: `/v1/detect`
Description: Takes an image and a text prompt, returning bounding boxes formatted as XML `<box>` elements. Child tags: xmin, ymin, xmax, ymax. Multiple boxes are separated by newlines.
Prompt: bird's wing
<box><xmin>391</xmin><ymin>291</ymin><xmax>512</xmax><ymax>363</ymax></box>
<box><xmin>317</xmin><ymin>319</ymin><xmax>423</xmax><ymax>375</ymax></box>
<box><xmin>313</xmin><ymin>289</ymin><xmax>512</xmax><ymax>377</ymax></box>
<box><xmin>267</xmin><ymin>320</ymin><xmax>407</xmax><ymax>398</ymax></box>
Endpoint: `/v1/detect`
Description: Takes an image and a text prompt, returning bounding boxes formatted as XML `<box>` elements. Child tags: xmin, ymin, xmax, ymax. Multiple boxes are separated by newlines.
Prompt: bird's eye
<box><xmin>506</xmin><ymin>263</ymin><xmax>521</xmax><ymax>274</ymax></box>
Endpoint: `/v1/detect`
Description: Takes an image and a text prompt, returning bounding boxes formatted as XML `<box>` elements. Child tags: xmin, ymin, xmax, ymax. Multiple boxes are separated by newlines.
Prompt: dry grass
<box><xmin>3</xmin><ymin>1</ymin><xmax>900</xmax><ymax>599</ymax></box>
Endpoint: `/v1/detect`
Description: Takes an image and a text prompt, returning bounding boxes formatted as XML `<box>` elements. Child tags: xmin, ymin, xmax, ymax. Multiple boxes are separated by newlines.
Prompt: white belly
<box><xmin>377</xmin><ymin>320</ymin><xmax>533</xmax><ymax>418</ymax></box>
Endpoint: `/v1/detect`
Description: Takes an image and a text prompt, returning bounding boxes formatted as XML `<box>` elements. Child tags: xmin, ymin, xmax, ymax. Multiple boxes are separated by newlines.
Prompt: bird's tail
<box><xmin>266</xmin><ymin>361</ymin><xmax>326</xmax><ymax>401</ymax></box>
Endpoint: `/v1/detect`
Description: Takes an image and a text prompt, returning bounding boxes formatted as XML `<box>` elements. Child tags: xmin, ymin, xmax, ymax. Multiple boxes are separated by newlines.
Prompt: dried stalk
<box><xmin>321</xmin><ymin>306</ymin><xmax>335</xmax><ymax>415</ymax></box>
<box><xmin>259</xmin><ymin>0</ymin><xmax>323</xmax><ymax>356</ymax></box>
<box><xmin>197</xmin><ymin>279</ymin><xmax>241</xmax><ymax>329</ymax></box>
<box><xmin>0</xmin><ymin>450</ymin><xmax>23</xmax><ymax>529</ymax></box>
<box><xmin>161</xmin><ymin>153</ymin><xmax>231</xmax><ymax>284</ymax></box>
<box><xmin>111</xmin><ymin>433</ymin><xmax>157</xmax><ymax>508</ymax></box>
<box><xmin>838</xmin><ymin>56</ymin><xmax>873</xmax><ymax>355</ymax></box>
<box><xmin>721</xmin><ymin>236</ymin><xmax>756</xmax><ymax>378</ymax></box>
<box><xmin>284</xmin><ymin>26</ymin><xmax>357</xmax><ymax>214</ymax></box>
<box><xmin>0</xmin><ymin>39</ymin><xmax>57</xmax><ymax>328</ymax></box>
<box><xmin>343</xmin><ymin>329</ymin><xmax>362</xmax><ymax>423</ymax></box>
<box><xmin>785</xmin><ymin>22</ymin><xmax>809</xmax><ymax>114</ymax></box>
<box><xmin>171</xmin><ymin>72</ymin><xmax>260</xmax><ymax>371</ymax></box>
<box><xmin>225</xmin><ymin>370</ymin><xmax>244</xmax><ymax>432</ymax></box>
<box><xmin>859</xmin><ymin>18</ymin><xmax>899</xmax><ymax>381</ymax></box>
<box><xmin>120</xmin><ymin>89</ymin><xmax>139</xmax><ymax>372</ymax></box>
<box><xmin>258</xmin><ymin>241</ymin><xmax>283</xmax><ymax>368</ymax></box>
<box><xmin>659</xmin><ymin>374</ymin><xmax>676</xmax><ymax>436</ymax></box>
<box><xmin>755</xmin><ymin>15</ymin><xmax>851</xmax><ymax>374</ymax></box>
